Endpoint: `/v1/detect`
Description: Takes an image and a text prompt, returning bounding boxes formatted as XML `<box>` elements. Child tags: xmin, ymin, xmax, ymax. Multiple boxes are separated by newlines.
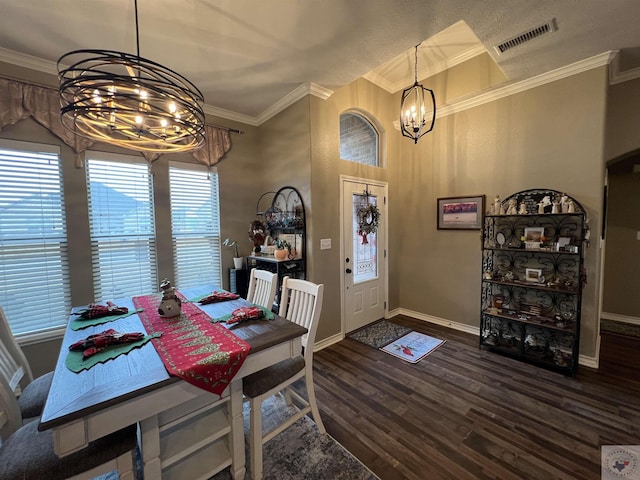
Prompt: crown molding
<box><xmin>364</xmin><ymin>44</ymin><xmax>487</xmax><ymax>93</ymax></box>
<box><xmin>608</xmin><ymin>50</ymin><xmax>640</xmax><ymax>85</ymax></box>
<box><xmin>203</xmin><ymin>104</ymin><xmax>260</xmax><ymax>127</ymax></box>
<box><xmin>255</xmin><ymin>82</ymin><xmax>333</xmax><ymax>125</ymax></box>
<box><xmin>1</xmin><ymin>45</ymin><xmax>621</xmax><ymax>128</ymax></box>
<box><xmin>436</xmin><ymin>51</ymin><xmax>616</xmax><ymax>119</ymax></box>
<box><xmin>0</xmin><ymin>46</ymin><xmax>57</xmax><ymax>74</ymax></box>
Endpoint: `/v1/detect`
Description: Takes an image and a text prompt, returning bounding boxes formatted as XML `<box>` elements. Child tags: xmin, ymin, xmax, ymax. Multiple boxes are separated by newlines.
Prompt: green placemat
<box><xmin>211</xmin><ymin>306</ymin><xmax>275</xmax><ymax>323</ymax></box>
<box><xmin>70</xmin><ymin>308</ymin><xmax>144</xmax><ymax>331</ymax></box>
<box><xmin>65</xmin><ymin>332</ymin><xmax>161</xmax><ymax>372</ymax></box>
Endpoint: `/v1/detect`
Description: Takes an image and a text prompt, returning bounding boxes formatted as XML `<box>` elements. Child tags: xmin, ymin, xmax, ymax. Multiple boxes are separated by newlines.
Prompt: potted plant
<box><xmin>274</xmin><ymin>238</ymin><xmax>291</xmax><ymax>261</ymax></box>
<box><xmin>223</xmin><ymin>238</ymin><xmax>244</xmax><ymax>269</ymax></box>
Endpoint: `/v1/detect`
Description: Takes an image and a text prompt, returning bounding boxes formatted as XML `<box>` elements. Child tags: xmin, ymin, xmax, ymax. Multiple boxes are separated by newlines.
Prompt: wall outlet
<box><xmin>320</xmin><ymin>238</ymin><xmax>331</xmax><ymax>250</ymax></box>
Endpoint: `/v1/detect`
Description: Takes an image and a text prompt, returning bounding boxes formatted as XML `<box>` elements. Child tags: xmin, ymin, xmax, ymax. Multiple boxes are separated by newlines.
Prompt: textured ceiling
<box><xmin>1</xmin><ymin>0</ymin><xmax>639</xmax><ymax>125</ymax></box>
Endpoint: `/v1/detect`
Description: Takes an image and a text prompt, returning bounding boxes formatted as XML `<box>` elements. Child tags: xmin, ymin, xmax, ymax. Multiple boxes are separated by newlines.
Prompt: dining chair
<box><xmin>245</xmin><ymin>268</ymin><xmax>278</xmax><ymax>311</ymax></box>
<box><xmin>0</xmin><ymin>305</ymin><xmax>54</xmax><ymax>422</ymax></box>
<box><xmin>242</xmin><ymin>276</ymin><xmax>326</xmax><ymax>480</ymax></box>
<box><xmin>0</xmin><ymin>373</ymin><xmax>138</xmax><ymax>480</ymax></box>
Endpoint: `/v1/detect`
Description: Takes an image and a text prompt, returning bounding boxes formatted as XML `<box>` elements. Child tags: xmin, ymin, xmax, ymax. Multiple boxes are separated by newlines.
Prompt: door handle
<box><xmin>345</xmin><ymin>268</ymin><xmax>352</xmax><ymax>274</ymax></box>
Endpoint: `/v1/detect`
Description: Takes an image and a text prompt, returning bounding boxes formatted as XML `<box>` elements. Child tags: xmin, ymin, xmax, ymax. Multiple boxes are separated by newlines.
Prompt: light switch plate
<box><xmin>320</xmin><ymin>238</ymin><xmax>331</xmax><ymax>250</ymax></box>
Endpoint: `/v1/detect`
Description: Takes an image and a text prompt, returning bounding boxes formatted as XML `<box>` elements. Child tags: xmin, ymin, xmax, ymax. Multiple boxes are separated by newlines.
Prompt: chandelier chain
<box><xmin>413</xmin><ymin>44</ymin><xmax>419</xmax><ymax>84</ymax></box>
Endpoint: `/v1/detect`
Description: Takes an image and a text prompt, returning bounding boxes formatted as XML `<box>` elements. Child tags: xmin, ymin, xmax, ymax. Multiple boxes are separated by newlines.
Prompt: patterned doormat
<box><xmin>347</xmin><ymin>320</ymin><xmax>413</xmax><ymax>349</ymax></box>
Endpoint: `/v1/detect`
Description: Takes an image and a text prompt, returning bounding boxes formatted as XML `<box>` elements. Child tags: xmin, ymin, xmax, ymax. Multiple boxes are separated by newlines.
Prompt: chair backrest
<box><xmin>246</xmin><ymin>268</ymin><xmax>278</xmax><ymax>310</ymax></box>
<box><xmin>0</xmin><ymin>368</ymin><xmax>22</xmax><ymax>442</ymax></box>
<box><xmin>0</xmin><ymin>306</ymin><xmax>33</xmax><ymax>396</ymax></box>
<box><xmin>278</xmin><ymin>277</ymin><xmax>324</xmax><ymax>359</ymax></box>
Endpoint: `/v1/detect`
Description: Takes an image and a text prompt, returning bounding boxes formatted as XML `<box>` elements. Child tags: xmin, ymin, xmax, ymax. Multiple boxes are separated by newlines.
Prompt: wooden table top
<box><xmin>39</xmin><ymin>285</ymin><xmax>307</xmax><ymax>430</ymax></box>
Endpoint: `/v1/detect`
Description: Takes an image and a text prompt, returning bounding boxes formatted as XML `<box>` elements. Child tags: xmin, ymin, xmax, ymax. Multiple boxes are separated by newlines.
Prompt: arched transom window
<box><xmin>340</xmin><ymin>112</ymin><xmax>379</xmax><ymax>167</ymax></box>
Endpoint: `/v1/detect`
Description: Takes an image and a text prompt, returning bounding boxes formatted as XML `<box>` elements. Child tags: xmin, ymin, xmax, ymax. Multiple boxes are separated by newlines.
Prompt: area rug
<box><xmin>211</xmin><ymin>394</ymin><xmax>379</xmax><ymax>480</ymax></box>
<box><xmin>380</xmin><ymin>331</ymin><xmax>445</xmax><ymax>364</ymax></box>
<box><xmin>347</xmin><ymin>320</ymin><xmax>412</xmax><ymax>348</ymax></box>
<box><xmin>98</xmin><ymin>394</ymin><xmax>379</xmax><ymax>480</ymax></box>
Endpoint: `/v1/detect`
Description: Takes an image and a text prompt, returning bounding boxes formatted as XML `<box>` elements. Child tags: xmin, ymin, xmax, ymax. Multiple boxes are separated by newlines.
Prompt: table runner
<box><xmin>133</xmin><ymin>293</ymin><xmax>250</xmax><ymax>396</ymax></box>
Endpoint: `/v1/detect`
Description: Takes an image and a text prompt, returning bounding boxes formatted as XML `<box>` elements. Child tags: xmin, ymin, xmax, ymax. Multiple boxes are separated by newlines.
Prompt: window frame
<box><xmin>0</xmin><ymin>139</ymin><xmax>71</xmax><ymax>339</ymax></box>
<box><xmin>169</xmin><ymin>162</ymin><xmax>223</xmax><ymax>289</ymax></box>
<box><xmin>85</xmin><ymin>150</ymin><xmax>159</xmax><ymax>302</ymax></box>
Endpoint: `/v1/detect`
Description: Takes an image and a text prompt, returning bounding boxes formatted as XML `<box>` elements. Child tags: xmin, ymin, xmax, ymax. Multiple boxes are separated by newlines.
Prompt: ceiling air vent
<box><xmin>494</xmin><ymin>18</ymin><xmax>557</xmax><ymax>55</ymax></box>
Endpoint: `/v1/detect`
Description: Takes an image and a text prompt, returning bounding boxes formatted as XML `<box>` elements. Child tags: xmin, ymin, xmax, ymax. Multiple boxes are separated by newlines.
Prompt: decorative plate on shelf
<box><xmin>496</xmin><ymin>232</ymin><xmax>506</xmax><ymax>247</ymax></box>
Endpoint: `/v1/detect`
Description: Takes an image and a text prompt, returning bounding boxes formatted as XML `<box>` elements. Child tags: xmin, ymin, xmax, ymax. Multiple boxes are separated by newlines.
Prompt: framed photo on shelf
<box><xmin>525</xmin><ymin>268</ymin><xmax>543</xmax><ymax>283</ymax></box>
<box><xmin>524</xmin><ymin>227</ymin><xmax>545</xmax><ymax>242</ymax></box>
<box><xmin>437</xmin><ymin>195</ymin><xmax>485</xmax><ymax>230</ymax></box>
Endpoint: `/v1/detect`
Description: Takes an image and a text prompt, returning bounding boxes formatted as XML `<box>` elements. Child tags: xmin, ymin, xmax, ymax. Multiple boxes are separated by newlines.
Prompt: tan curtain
<box><xmin>0</xmin><ymin>78</ymin><xmax>95</xmax><ymax>166</ymax></box>
<box><xmin>192</xmin><ymin>125</ymin><xmax>232</xmax><ymax>167</ymax></box>
<box><xmin>1</xmin><ymin>78</ymin><xmax>233</xmax><ymax>167</ymax></box>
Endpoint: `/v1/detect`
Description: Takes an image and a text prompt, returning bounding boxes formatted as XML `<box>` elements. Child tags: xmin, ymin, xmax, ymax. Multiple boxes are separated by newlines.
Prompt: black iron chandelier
<box><xmin>58</xmin><ymin>0</ymin><xmax>206</xmax><ymax>153</ymax></box>
<box><xmin>400</xmin><ymin>44</ymin><xmax>436</xmax><ymax>144</ymax></box>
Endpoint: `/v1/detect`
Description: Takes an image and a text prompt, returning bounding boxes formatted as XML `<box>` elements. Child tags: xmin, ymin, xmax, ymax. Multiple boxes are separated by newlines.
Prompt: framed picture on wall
<box><xmin>437</xmin><ymin>195</ymin><xmax>485</xmax><ymax>230</ymax></box>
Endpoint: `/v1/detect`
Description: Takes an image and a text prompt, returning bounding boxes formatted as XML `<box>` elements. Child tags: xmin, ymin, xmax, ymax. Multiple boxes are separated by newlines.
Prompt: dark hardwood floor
<box><xmin>312</xmin><ymin>315</ymin><xmax>640</xmax><ymax>480</ymax></box>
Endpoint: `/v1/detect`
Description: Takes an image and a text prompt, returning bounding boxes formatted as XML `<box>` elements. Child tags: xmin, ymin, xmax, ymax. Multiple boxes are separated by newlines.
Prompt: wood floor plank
<box><xmin>311</xmin><ymin>315</ymin><xmax>640</xmax><ymax>480</ymax></box>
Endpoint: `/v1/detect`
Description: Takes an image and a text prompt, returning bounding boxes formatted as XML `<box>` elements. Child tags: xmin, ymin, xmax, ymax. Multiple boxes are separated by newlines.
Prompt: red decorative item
<box><xmin>198</xmin><ymin>290</ymin><xmax>240</xmax><ymax>305</ymax></box>
<box><xmin>74</xmin><ymin>301</ymin><xmax>129</xmax><ymax>319</ymax></box>
<box><xmin>69</xmin><ymin>328</ymin><xmax>145</xmax><ymax>359</ymax></box>
<box><xmin>226</xmin><ymin>306</ymin><xmax>264</xmax><ymax>325</ymax></box>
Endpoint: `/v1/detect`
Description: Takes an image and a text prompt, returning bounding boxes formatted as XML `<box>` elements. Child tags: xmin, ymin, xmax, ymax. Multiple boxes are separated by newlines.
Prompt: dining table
<box><xmin>38</xmin><ymin>284</ymin><xmax>308</xmax><ymax>480</ymax></box>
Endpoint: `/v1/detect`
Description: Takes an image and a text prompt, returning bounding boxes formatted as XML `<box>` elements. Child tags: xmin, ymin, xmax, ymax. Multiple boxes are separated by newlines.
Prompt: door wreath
<box><xmin>356</xmin><ymin>203</ymin><xmax>380</xmax><ymax>244</ymax></box>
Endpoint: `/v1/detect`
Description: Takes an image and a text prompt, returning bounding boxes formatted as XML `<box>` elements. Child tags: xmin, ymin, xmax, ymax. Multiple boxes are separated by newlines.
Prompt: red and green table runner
<box><xmin>133</xmin><ymin>293</ymin><xmax>251</xmax><ymax>396</ymax></box>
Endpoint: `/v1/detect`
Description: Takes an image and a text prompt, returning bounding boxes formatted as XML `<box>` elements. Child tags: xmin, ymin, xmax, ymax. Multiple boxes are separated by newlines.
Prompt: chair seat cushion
<box><xmin>0</xmin><ymin>418</ymin><xmax>136</xmax><ymax>480</ymax></box>
<box><xmin>243</xmin><ymin>356</ymin><xmax>305</xmax><ymax>398</ymax></box>
<box><xmin>18</xmin><ymin>371</ymin><xmax>54</xmax><ymax>419</ymax></box>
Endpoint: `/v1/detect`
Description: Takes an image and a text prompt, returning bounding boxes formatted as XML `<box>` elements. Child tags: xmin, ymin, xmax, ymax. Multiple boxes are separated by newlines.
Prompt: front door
<box><xmin>341</xmin><ymin>177</ymin><xmax>387</xmax><ymax>333</ymax></box>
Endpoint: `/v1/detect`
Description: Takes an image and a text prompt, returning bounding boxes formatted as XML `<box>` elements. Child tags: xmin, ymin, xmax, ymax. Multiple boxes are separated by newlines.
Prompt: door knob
<box><xmin>345</xmin><ymin>268</ymin><xmax>352</xmax><ymax>274</ymax></box>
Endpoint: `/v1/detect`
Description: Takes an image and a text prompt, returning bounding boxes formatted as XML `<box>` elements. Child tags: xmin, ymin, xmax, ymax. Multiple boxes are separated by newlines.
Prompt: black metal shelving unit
<box><xmin>247</xmin><ymin>186</ymin><xmax>306</xmax><ymax>310</ymax></box>
<box><xmin>479</xmin><ymin>188</ymin><xmax>588</xmax><ymax>376</ymax></box>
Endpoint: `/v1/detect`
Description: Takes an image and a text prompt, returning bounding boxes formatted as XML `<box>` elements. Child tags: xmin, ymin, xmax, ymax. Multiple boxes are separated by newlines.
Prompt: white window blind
<box><xmin>169</xmin><ymin>162</ymin><xmax>222</xmax><ymax>288</ymax></box>
<box><xmin>86</xmin><ymin>152</ymin><xmax>157</xmax><ymax>301</ymax></box>
<box><xmin>0</xmin><ymin>140</ymin><xmax>71</xmax><ymax>336</ymax></box>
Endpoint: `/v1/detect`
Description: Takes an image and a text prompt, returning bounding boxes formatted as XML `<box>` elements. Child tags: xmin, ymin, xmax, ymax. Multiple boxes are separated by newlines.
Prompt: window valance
<box><xmin>0</xmin><ymin>77</ymin><xmax>232</xmax><ymax>167</ymax></box>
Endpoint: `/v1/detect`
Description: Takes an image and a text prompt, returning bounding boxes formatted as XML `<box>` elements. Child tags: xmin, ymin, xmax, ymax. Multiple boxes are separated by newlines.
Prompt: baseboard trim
<box><xmin>601</xmin><ymin>312</ymin><xmax>640</xmax><ymax>326</ymax></box>
<box><xmin>314</xmin><ymin>331</ymin><xmax>344</xmax><ymax>352</ymax></box>
<box><xmin>391</xmin><ymin>308</ymin><xmax>480</xmax><ymax>336</ymax></box>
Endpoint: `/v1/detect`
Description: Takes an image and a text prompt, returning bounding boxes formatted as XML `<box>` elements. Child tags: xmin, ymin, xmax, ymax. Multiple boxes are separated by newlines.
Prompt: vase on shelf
<box><xmin>274</xmin><ymin>248</ymin><xmax>288</xmax><ymax>261</ymax></box>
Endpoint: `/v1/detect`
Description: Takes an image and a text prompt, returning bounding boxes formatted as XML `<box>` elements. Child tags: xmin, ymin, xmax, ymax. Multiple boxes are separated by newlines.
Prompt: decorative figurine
<box><xmin>560</xmin><ymin>193</ymin><xmax>569</xmax><ymax>213</ymax></box>
<box><xmin>538</xmin><ymin>195</ymin><xmax>551</xmax><ymax>214</ymax></box>
<box><xmin>506</xmin><ymin>198</ymin><xmax>518</xmax><ymax>215</ymax></box>
<box><xmin>493</xmin><ymin>195</ymin><xmax>501</xmax><ymax>215</ymax></box>
<box><xmin>551</xmin><ymin>200</ymin><xmax>559</xmax><ymax>214</ymax></box>
<box><xmin>518</xmin><ymin>201</ymin><xmax>528</xmax><ymax>215</ymax></box>
<box><xmin>158</xmin><ymin>278</ymin><xmax>181</xmax><ymax>318</ymax></box>
<box><xmin>567</xmin><ymin>199</ymin><xmax>575</xmax><ymax>213</ymax></box>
